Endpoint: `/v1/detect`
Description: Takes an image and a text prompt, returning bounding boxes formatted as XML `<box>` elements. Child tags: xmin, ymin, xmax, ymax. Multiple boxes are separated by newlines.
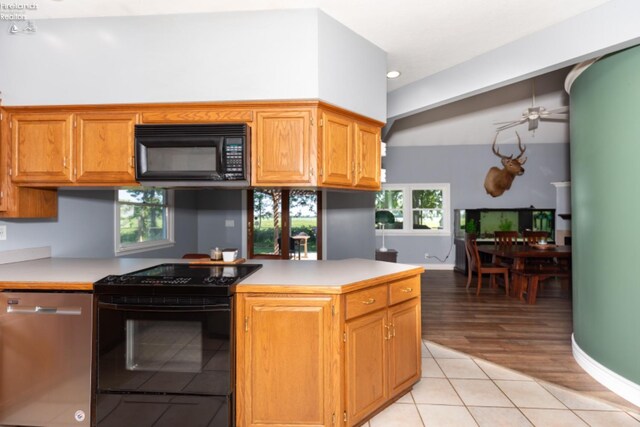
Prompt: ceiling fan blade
<box><xmin>547</xmin><ymin>106</ymin><xmax>569</xmax><ymax>114</ymax></box>
<box><xmin>528</xmin><ymin>117</ymin><xmax>539</xmax><ymax>131</ymax></box>
<box><xmin>493</xmin><ymin>120</ymin><xmax>521</xmax><ymax>125</ymax></box>
<box><xmin>496</xmin><ymin>120</ymin><xmax>526</xmax><ymax>131</ymax></box>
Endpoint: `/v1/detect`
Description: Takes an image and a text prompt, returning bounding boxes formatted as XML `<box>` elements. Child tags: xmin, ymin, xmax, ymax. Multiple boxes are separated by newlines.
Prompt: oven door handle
<box><xmin>98</xmin><ymin>302</ymin><xmax>230</xmax><ymax>313</ymax></box>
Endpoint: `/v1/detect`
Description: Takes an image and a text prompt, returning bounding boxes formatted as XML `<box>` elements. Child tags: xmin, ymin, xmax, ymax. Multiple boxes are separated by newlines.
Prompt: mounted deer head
<box><xmin>484</xmin><ymin>132</ymin><xmax>527</xmax><ymax>197</ymax></box>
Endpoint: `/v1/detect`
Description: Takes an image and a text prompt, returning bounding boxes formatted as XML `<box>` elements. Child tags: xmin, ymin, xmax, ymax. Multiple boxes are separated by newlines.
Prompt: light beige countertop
<box><xmin>0</xmin><ymin>257</ymin><xmax>423</xmax><ymax>293</ymax></box>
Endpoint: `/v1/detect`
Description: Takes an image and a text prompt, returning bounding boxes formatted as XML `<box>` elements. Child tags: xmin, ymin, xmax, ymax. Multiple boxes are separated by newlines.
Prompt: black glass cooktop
<box><xmin>94</xmin><ymin>263</ymin><xmax>262</xmax><ymax>296</ymax></box>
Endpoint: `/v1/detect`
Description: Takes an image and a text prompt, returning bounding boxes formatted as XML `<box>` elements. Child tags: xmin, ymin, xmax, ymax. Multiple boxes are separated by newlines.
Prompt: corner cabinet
<box><xmin>10</xmin><ymin>111</ymin><xmax>138</xmax><ymax>186</ymax></box>
<box><xmin>251</xmin><ymin>103</ymin><xmax>382</xmax><ymax>190</ymax></box>
<box><xmin>235</xmin><ymin>273</ymin><xmax>422</xmax><ymax>426</ymax></box>
<box><xmin>318</xmin><ymin>109</ymin><xmax>381</xmax><ymax>190</ymax></box>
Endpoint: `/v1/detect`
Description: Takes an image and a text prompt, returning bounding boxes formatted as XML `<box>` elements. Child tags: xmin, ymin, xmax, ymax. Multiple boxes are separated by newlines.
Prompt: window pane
<box><xmin>118</xmin><ymin>189</ymin><xmax>165</xmax><ymax>205</ymax></box>
<box><xmin>375</xmin><ymin>190</ymin><xmax>404</xmax><ymax>229</ymax></box>
<box><xmin>412</xmin><ymin>189</ymin><xmax>442</xmax><ymax>209</ymax></box>
<box><xmin>120</xmin><ymin>204</ymin><xmax>167</xmax><ymax>245</ymax></box>
<box><xmin>413</xmin><ymin>209</ymin><xmax>443</xmax><ymax>230</ymax></box>
<box><xmin>252</xmin><ymin>189</ymin><xmax>281</xmax><ymax>255</ymax></box>
<box><xmin>375</xmin><ymin>190</ymin><xmax>403</xmax><ymax>210</ymax></box>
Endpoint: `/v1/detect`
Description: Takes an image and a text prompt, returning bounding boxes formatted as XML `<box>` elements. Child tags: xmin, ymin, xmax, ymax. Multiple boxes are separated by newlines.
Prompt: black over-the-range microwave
<box><xmin>135</xmin><ymin>123</ymin><xmax>249</xmax><ymax>186</ymax></box>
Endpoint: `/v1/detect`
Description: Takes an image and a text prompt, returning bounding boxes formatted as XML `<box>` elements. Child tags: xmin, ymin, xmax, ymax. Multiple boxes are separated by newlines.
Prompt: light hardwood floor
<box><xmin>421</xmin><ymin>270</ymin><xmax>639</xmax><ymax>411</ymax></box>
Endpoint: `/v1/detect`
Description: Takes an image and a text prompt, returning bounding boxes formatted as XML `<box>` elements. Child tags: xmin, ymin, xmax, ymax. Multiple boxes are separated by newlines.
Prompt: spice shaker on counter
<box><xmin>211</xmin><ymin>247</ymin><xmax>223</xmax><ymax>260</ymax></box>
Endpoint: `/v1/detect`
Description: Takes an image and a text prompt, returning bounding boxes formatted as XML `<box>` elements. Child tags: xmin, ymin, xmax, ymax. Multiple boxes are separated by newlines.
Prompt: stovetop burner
<box><xmin>94</xmin><ymin>263</ymin><xmax>262</xmax><ymax>296</ymax></box>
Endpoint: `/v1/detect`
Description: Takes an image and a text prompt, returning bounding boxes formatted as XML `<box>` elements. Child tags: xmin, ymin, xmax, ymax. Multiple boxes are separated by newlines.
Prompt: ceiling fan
<box><xmin>494</xmin><ymin>81</ymin><xmax>569</xmax><ymax>132</ymax></box>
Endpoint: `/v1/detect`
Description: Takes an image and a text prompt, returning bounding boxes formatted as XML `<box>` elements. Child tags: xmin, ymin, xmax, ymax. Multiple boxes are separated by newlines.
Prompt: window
<box><xmin>115</xmin><ymin>189</ymin><xmax>174</xmax><ymax>254</ymax></box>
<box><xmin>375</xmin><ymin>184</ymin><xmax>450</xmax><ymax>235</ymax></box>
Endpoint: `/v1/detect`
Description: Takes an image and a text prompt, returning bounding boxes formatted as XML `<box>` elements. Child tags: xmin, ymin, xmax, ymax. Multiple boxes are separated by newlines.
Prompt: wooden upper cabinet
<box><xmin>75</xmin><ymin>113</ymin><xmax>137</xmax><ymax>183</ymax></box>
<box><xmin>319</xmin><ymin>111</ymin><xmax>353</xmax><ymax>187</ymax></box>
<box><xmin>253</xmin><ymin>110</ymin><xmax>313</xmax><ymax>185</ymax></box>
<box><xmin>11</xmin><ymin>113</ymin><xmax>74</xmax><ymax>183</ymax></box>
<box><xmin>354</xmin><ymin>122</ymin><xmax>381</xmax><ymax>189</ymax></box>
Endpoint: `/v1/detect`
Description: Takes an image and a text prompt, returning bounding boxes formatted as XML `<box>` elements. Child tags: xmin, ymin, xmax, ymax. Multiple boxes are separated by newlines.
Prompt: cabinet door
<box><xmin>254</xmin><ymin>110</ymin><xmax>312</xmax><ymax>185</ymax></box>
<box><xmin>237</xmin><ymin>295</ymin><xmax>337</xmax><ymax>427</ymax></box>
<box><xmin>11</xmin><ymin>113</ymin><xmax>73</xmax><ymax>183</ymax></box>
<box><xmin>354</xmin><ymin>122</ymin><xmax>381</xmax><ymax>189</ymax></box>
<box><xmin>388</xmin><ymin>298</ymin><xmax>421</xmax><ymax>397</ymax></box>
<box><xmin>345</xmin><ymin>309</ymin><xmax>388</xmax><ymax>426</ymax></box>
<box><xmin>75</xmin><ymin>113</ymin><xmax>138</xmax><ymax>183</ymax></box>
<box><xmin>0</xmin><ymin>113</ymin><xmax>6</xmax><ymax>212</ymax></box>
<box><xmin>319</xmin><ymin>111</ymin><xmax>353</xmax><ymax>187</ymax></box>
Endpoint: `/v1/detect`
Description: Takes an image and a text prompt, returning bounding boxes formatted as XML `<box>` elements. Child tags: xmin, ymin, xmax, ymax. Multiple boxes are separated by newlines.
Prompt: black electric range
<box><xmin>94</xmin><ymin>263</ymin><xmax>262</xmax><ymax>297</ymax></box>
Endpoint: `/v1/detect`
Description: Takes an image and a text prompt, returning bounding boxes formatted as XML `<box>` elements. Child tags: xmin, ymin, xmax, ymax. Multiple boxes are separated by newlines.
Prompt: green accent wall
<box><xmin>571</xmin><ymin>45</ymin><xmax>640</xmax><ymax>384</ymax></box>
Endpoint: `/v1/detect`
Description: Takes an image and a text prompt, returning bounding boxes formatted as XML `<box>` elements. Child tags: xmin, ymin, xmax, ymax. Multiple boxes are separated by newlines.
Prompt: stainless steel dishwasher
<box><xmin>0</xmin><ymin>292</ymin><xmax>92</xmax><ymax>427</ymax></box>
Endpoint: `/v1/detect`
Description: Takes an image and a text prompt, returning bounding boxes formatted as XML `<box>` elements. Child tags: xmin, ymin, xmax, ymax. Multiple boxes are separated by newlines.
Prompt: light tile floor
<box><xmin>365</xmin><ymin>340</ymin><xmax>640</xmax><ymax>427</ymax></box>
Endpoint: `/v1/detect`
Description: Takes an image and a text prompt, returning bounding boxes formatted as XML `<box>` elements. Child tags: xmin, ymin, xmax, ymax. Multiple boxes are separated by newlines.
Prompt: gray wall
<box><xmin>0</xmin><ymin>9</ymin><xmax>386</xmax><ymax>121</ymax></box>
<box><xmin>381</xmin><ymin>143</ymin><xmax>570</xmax><ymax>265</ymax></box>
<box><xmin>196</xmin><ymin>190</ymin><xmax>244</xmax><ymax>253</ymax></box>
<box><xmin>325</xmin><ymin>191</ymin><xmax>376</xmax><ymax>260</ymax></box>
<box><xmin>0</xmin><ymin>190</ymin><xmax>198</xmax><ymax>258</ymax></box>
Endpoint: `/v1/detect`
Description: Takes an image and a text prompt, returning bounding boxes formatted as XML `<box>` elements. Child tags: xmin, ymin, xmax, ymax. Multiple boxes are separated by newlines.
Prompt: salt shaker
<box><xmin>211</xmin><ymin>247</ymin><xmax>222</xmax><ymax>260</ymax></box>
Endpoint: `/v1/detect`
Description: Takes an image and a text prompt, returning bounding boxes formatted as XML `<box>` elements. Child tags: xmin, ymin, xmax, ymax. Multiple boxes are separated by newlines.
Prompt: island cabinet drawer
<box><xmin>389</xmin><ymin>276</ymin><xmax>420</xmax><ymax>305</ymax></box>
<box><xmin>345</xmin><ymin>285</ymin><xmax>388</xmax><ymax>320</ymax></box>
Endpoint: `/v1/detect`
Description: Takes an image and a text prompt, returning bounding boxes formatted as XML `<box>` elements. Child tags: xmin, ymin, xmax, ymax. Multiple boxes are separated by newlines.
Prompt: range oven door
<box><xmin>95</xmin><ymin>296</ymin><xmax>232</xmax><ymax>427</ymax></box>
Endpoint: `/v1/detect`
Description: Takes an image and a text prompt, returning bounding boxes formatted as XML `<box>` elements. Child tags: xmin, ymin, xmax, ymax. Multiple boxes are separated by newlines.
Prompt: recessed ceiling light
<box><xmin>386</xmin><ymin>70</ymin><xmax>401</xmax><ymax>79</ymax></box>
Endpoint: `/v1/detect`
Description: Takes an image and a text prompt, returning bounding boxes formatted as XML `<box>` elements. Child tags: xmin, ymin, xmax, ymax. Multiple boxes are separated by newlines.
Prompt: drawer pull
<box><xmin>361</xmin><ymin>298</ymin><xmax>376</xmax><ymax>305</ymax></box>
<box><xmin>401</xmin><ymin>287</ymin><xmax>413</xmax><ymax>293</ymax></box>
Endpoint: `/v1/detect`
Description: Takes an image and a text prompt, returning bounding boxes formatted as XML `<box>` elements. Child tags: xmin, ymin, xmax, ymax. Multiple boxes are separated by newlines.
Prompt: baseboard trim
<box><xmin>423</xmin><ymin>263</ymin><xmax>455</xmax><ymax>271</ymax></box>
<box><xmin>572</xmin><ymin>334</ymin><xmax>640</xmax><ymax>407</ymax></box>
<box><xmin>0</xmin><ymin>246</ymin><xmax>51</xmax><ymax>265</ymax></box>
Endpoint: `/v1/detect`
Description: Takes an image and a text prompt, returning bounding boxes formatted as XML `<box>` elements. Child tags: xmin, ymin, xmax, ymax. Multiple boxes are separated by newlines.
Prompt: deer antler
<box><xmin>491</xmin><ymin>132</ymin><xmax>513</xmax><ymax>160</ymax></box>
<box><xmin>514</xmin><ymin>132</ymin><xmax>527</xmax><ymax>164</ymax></box>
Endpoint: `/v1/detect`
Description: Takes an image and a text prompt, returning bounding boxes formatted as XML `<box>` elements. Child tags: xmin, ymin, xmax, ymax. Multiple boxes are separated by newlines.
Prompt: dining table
<box><xmin>477</xmin><ymin>245</ymin><xmax>572</xmax><ymax>298</ymax></box>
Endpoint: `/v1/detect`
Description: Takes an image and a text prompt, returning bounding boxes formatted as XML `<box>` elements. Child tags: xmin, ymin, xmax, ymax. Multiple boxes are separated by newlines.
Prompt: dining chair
<box><xmin>465</xmin><ymin>234</ymin><xmax>510</xmax><ymax>296</ymax></box>
<box><xmin>522</xmin><ymin>230</ymin><xmax>550</xmax><ymax>245</ymax></box>
<box><xmin>494</xmin><ymin>231</ymin><xmax>519</xmax><ymax>248</ymax></box>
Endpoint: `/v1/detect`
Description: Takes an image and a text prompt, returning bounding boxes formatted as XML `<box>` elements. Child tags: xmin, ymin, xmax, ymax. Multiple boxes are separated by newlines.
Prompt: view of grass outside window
<box><xmin>412</xmin><ymin>189</ymin><xmax>443</xmax><ymax>230</ymax></box>
<box><xmin>375</xmin><ymin>190</ymin><xmax>404</xmax><ymax>229</ymax></box>
<box><xmin>375</xmin><ymin>184</ymin><xmax>450</xmax><ymax>235</ymax></box>
<box><xmin>117</xmin><ymin>189</ymin><xmax>172</xmax><ymax>253</ymax></box>
<box><xmin>252</xmin><ymin>189</ymin><xmax>319</xmax><ymax>258</ymax></box>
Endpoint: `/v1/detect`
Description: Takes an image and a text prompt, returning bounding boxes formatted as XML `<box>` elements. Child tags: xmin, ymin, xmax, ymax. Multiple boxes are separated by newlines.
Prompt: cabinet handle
<box><xmin>361</xmin><ymin>298</ymin><xmax>375</xmax><ymax>305</ymax></box>
<box><xmin>401</xmin><ymin>287</ymin><xmax>413</xmax><ymax>293</ymax></box>
<box><xmin>384</xmin><ymin>322</ymin><xmax>390</xmax><ymax>340</ymax></box>
<box><xmin>391</xmin><ymin>323</ymin><xmax>396</xmax><ymax>338</ymax></box>
<box><xmin>63</xmin><ymin>157</ymin><xmax>67</xmax><ymax>168</ymax></box>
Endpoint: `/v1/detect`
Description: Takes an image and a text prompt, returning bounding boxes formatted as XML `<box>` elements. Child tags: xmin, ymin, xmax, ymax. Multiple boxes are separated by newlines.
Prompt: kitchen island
<box><xmin>0</xmin><ymin>257</ymin><xmax>423</xmax><ymax>427</ymax></box>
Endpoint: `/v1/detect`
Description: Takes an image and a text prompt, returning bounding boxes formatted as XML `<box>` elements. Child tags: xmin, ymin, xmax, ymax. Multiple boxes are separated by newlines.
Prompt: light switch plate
<box><xmin>0</xmin><ymin>225</ymin><xmax>6</xmax><ymax>241</ymax></box>
<box><xmin>225</xmin><ymin>220</ymin><xmax>235</xmax><ymax>228</ymax></box>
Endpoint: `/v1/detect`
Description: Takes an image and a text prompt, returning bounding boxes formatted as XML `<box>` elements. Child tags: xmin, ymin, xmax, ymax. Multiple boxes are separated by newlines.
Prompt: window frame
<box><xmin>375</xmin><ymin>183</ymin><xmax>451</xmax><ymax>236</ymax></box>
<box><xmin>114</xmin><ymin>188</ymin><xmax>175</xmax><ymax>255</ymax></box>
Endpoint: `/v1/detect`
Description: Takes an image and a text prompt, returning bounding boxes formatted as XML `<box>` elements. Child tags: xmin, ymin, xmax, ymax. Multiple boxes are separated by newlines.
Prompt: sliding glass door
<box><xmin>247</xmin><ymin>190</ymin><xmax>322</xmax><ymax>260</ymax></box>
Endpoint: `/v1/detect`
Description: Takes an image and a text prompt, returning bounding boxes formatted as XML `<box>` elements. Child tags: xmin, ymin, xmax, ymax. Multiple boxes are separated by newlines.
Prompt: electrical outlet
<box><xmin>225</xmin><ymin>220</ymin><xmax>235</xmax><ymax>228</ymax></box>
<box><xmin>0</xmin><ymin>225</ymin><xmax>6</xmax><ymax>241</ymax></box>
<box><xmin>424</xmin><ymin>252</ymin><xmax>429</xmax><ymax>259</ymax></box>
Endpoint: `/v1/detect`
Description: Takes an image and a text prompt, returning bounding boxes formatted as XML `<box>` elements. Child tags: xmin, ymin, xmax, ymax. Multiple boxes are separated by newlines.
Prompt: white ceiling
<box><xmin>33</xmin><ymin>0</ymin><xmax>613</xmax><ymax>91</ymax></box>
